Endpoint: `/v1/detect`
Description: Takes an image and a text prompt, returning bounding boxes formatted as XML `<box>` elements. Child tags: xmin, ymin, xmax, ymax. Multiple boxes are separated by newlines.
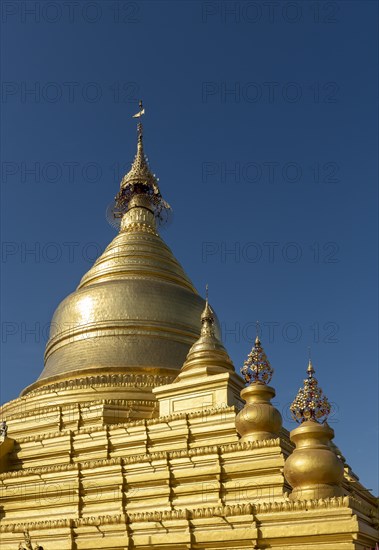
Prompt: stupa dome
<box><xmin>23</xmin><ymin>109</ymin><xmax>220</xmax><ymax>394</ymax></box>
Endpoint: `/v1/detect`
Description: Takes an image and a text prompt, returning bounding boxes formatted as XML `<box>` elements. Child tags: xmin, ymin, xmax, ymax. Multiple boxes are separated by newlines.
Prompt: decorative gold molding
<box><xmin>23</xmin><ymin>373</ymin><xmax>177</xmax><ymax>397</ymax></box>
<box><xmin>1</xmin><ymin>497</ymin><xmax>372</xmax><ymax>533</ymax></box>
<box><xmin>253</xmin><ymin>495</ymin><xmax>375</xmax><ymax>517</ymax></box>
<box><xmin>0</xmin><ymin>437</ymin><xmax>286</xmax><ymax>480</ymax></box>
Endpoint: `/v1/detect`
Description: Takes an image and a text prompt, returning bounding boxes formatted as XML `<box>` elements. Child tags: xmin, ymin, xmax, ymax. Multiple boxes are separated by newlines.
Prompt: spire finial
<box><xmin>236</xmin><ymin>330</ymin><xmax>282</xmax><ymax>442</ymax></box>
<box><xmin>290</xmin><ymin>357</ymin><xmax>331</xmax><ymax>423</ymax></box>
<box><xmin>307</xmin><ymin>347</ymin><xmax>314</xmax><ymax>376</ymax></box>
<box><xmin>175</xmin><ymin>285</ymin><xmax>235</xmax><ymax>382</ymax></box>
<box><xmin>114</xmin><ymin>101</ymin><xmax>171</xmax><ymax>227</ymax></box>
<box><xmin>255</xmin><ymin>320</ymin><xmax>260</xmax><ymax>344</ymax></box>
<box><xmin>134</xmin><ymin>99</ymin><xmax>144</xmax><ymax>141</ymax></box>
<box><xmin>200</xmin><ymin>284</ymin><xmax>215</xmax><ymax>335</ymax></box>
<box><xmin>241</xmin><ymin>335</ymin><xmax>274</xmax><ymax>385</ymax></box>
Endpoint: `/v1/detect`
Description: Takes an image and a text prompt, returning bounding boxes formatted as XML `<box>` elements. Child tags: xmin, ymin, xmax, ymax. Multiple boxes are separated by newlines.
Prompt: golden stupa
<box><xmin>0</xmin><ymin>105</ymin><xmax>378</xmax><ymax>549</ymax></box>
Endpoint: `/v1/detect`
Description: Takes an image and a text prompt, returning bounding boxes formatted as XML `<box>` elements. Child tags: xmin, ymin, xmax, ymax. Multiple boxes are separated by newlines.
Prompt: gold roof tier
<box><xmin>27</xmin><ymin>110</ymin><xmax>220</xmax><ymax>391</ymax></box>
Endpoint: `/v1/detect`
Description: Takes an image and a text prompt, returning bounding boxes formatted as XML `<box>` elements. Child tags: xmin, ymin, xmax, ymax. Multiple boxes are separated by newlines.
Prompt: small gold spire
<box><xmin>200</xmin><ymin>284</ymin><xmax>214</xmax><ymax>334</ymax></box>
<box><xmin>241</xmin><ymin>334</ymin><xmax>274</xmax><ymax>385</ymax></box>
<box><xmin>307</xmin><ymin>358</ymin><xmax>315</xmax><ymax>376</ymax></box>
<box><xmin>175</xmin><ymin>286</ymin><xmax>235</xmax><ymax>380</ymax></box>
<box><xmin>290</xmin><ymin>358</ymin><xmax>331</xmax><ymax>423</ymax></box>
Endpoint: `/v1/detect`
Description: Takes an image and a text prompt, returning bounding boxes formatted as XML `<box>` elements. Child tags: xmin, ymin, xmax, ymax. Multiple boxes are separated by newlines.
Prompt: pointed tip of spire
<box><xmin>307</xmin><ymin>358</ymin><xmax>315</xmax><ymax>377</ymax></box>
<box><xmin>114</xmin><ymin>103</ymin><xmax>173</xmax><ymax>230</ymax></box>
<box><xmin>201</xmin><ymin>283</ymin><xmax>212</xmax><ymax>318</ymax></box>
<box><xmin>204</xmin><ymin>283</ymin><xmax>210</xmax><ymax>309</ymax></box>
<box><xmin>201</xmin><ymin>298</ymin><xmax>214</xmax><ymax>325</ymax></box>
<box><xmin>255</xmin><ymin>320</ymin><xmax>261</xmax><ymax>345</ymax></box>
<box><xmin>116</xmin><ymin>101</ymin><xmax>162</xmax><ymax>212</ymax></box>
<box><xmin>201</xmin><ymin>302</ymin><xmax>214</xmax><ymax>320</ymax></box>
<box><xmin>199</xmin><ymin>284</ymin><xmax>217</xmax><ymax>338</ymax></box>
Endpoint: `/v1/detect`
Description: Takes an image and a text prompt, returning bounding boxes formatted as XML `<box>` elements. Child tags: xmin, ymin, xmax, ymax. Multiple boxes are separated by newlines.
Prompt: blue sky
<box><xmin>1</xmin><ymin>1</ymin><xmax>378</xmax><ymax>493</ymax></box>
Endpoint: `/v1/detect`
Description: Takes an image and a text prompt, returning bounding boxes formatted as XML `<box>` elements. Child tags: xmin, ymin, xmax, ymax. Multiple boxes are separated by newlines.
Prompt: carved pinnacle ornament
<box><xmin>200</xmin><ymin>285</ymin><xmax>216</xmax><ymax>337</ymax></box>
<box><xmin>114</xmin><ymin>100</ymin><xmax>171</xmax><ymax>226</ymax></box>
<box><xmin>241</xmin><ymin>335</ymin><xmax>274</xmax><ymax>385</ymax></box>
<box><xmin>290</xmin><ymin>360</ymin><xmax>331</xmax><ymax>423</ymax></box>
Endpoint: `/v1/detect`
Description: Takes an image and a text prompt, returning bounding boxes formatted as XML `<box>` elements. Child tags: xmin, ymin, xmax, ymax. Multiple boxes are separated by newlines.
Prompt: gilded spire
<box><xmin>200</xmin><ymin>284</ymin><xmax>215</xmax><ymax>336</ymax></box>
<box><xmin>175</xmin><ymin>286</ymin><xmax>235</xmax><ymax>380</ymax></box>
<box><xmin>241</xmin><ymin>328</ymin><xmax>274</xmax><ymax>385</ymax></box>
<box><xmin>114</xmin><ymin>100</ymin><xmax>171</xmax><ymax>225</ymax></box>
<box><xmin>290</xmin><ymin>359</ymin><xmax>331</xmax><ymax>423</ymax></box>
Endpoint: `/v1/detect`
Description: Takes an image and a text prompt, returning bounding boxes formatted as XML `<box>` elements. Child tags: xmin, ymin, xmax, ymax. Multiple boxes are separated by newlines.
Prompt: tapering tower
<box><xmin>6</xmin><ymin>103</ymin><xmax>220</xmax><ymax>419</ymax></box>
<box><xmin>153</xmin><ymin>287</ymin><xmax>244</xmax><ymax>416</ymax></box>
<box><xmin>174</xmin><ymin>288</ymin><xmax>235</xmax><ymax>381</ymax></box>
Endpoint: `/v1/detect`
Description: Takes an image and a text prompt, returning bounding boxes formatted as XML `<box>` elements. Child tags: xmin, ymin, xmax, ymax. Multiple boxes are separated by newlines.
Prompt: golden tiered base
<box><xmin>0</xmin><ymin>397</ymin><xmax>378</xmax><ymax>549</ymax></box>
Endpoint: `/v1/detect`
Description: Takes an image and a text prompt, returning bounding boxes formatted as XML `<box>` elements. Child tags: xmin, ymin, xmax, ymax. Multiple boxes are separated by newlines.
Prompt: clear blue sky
<box><xmin>1</xmin><ymin>1</ymin><xmax>378</xmax><ymax>493</ymax></box>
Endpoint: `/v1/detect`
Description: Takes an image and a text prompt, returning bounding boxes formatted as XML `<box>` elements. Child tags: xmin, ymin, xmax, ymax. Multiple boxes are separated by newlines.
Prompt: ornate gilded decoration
<box><xmin>114</xmin><ymin>100</ymin><xmax>172</xmax><ymax>227</ymax></box>
<box><xmin>200</xmin><ymin>285</ymin><xmax>215</xmax><ymax>336</ymax></box>
<box><xmin>175</xmin><ymin>286</ymin><xmax>235</xmax><ymax>380</ymax></box>
<box><xmin>290</xmin><ymin>360</ymin><xmax>331</xmax><ymax>423</ymax></box>
<box><xmin>236</xmin><ymin>335</ymin><xmax>282</xmax><ymax>442</ymax></box>
<box><xmin>241</xmin><ymin>334</ymin><xmax>274</xmax><ymax>385</ymax></box>
<box><xmin>34</xmin><ymin>103</ymin><xmax>218</xmax><ymax>388</ymax></box>
<box><xmin>1</xmin><ymin>105</ymin><xmax>378</xmax><ymax>550</ymax></box>
<box><xmin>285</xmin><ymin>359</ymin><xmax>343</xmax><ymax>501</ymax></box>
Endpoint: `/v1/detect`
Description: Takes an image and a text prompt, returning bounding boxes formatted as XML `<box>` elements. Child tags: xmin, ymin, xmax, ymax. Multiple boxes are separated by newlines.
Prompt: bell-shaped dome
<box><xmin>25</xmin><ymin>116</ymin><xmax>220</xmax><ymax>392</ymax></box>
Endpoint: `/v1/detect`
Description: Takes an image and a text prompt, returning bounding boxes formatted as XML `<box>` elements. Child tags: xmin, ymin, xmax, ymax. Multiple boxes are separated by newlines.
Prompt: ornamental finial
<box><xmin>236</xmin><ymin>329</ymin><xmax>282</xmax><ymax>441</ymax></box>
<box><xmin>114</xmin><ymin>101</ymin><xmax>171</xmax><ymax>227</ymax></box>
<box><xmin>201</xmin><ymin>284</ymin><xmax>215</xmax><ymax>336</ymax></box>
<box><xmin>255</xmin><ymin>320</ymin><xmax>260</xmax><ymax>344</ymax></box>
<box><xmin>241</xmin><ymin>332</ymin><xmax>274</xmax><ymax>385</ymax></box>
<box><xmin>290</xmin><ymin>359</ymin><xmax>331</xmax><ymax>423</ymax></box>
<box><xmin>133</xmin><ymin>99</ymin><xmax>144</xmax><ymax>142</ymax></box>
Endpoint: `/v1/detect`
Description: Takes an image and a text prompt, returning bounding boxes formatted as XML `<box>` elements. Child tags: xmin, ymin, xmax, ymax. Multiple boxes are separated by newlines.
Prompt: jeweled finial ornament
<box><xmin>241</xmin><ymin>324</ymin><xmax>274</xmax><ymax>385</ymax></box>
<box><xmin>236</xmin><ymin>325</ymin><xmax>282</xmax><ymax>441</ymax></box>
<box><xmin>284</xmin><ymin>357</ymin><xmax>343</xmax><ymax>500</ymax></box>
<box><xmin>290</xmin><ymin>359</ymin><xmax>331</xmax><ymax>423</ymax></box>
<box><xmin>113</xmin><ymin>100</ymin><xmax>171</xmax><ymax>227</ymax></box>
